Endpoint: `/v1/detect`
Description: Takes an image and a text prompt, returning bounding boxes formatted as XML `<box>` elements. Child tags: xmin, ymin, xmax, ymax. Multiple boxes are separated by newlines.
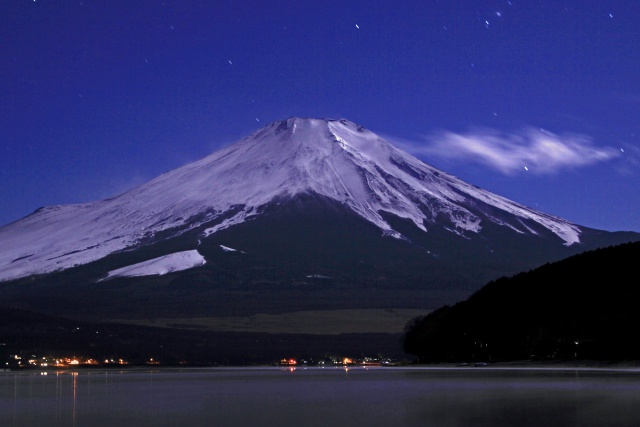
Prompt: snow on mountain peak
<box><xmin>0</xmin><ymin>117</ymin><xmax>581</xmax><ymax>281</ymax></box>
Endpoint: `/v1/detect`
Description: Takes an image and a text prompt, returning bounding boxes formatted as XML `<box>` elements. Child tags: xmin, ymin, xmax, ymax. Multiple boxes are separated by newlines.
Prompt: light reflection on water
<box><xmin>1</xmin><ymin>367</ymin><xmax>640</xmax><ymax>427</ymax></box>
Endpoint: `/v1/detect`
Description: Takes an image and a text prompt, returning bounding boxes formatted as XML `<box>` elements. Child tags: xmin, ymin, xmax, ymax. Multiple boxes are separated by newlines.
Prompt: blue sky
<box><xmin>1</xmin><ymin>0</ymin><xmax>639</xmax><ymax>232</ymax></box>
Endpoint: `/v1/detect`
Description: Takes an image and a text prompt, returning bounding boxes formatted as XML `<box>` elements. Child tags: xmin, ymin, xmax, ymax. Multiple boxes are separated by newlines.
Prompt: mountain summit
<box><xmin>0</xmin><ymin>117</ymin><xmax>587</xmax><ymax>282</ymax></box>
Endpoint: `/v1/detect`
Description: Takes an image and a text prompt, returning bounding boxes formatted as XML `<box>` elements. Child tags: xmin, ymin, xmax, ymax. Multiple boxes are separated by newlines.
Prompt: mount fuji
<box><xmin>0</xmin><ymin>118</ymin><xmax>637</xmax><ymax>330</ymax></box>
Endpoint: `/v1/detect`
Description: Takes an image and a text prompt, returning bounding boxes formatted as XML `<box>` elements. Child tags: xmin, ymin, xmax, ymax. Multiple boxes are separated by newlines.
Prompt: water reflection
<box><xmin>72</xmin><ymin>372</ymin><xmax>77</xmax><ymax>427</ymax></box>
<box><xmin>1</xmin><ymin>367</ymin><xmax>639</xmax><ymax>426</ymax></box>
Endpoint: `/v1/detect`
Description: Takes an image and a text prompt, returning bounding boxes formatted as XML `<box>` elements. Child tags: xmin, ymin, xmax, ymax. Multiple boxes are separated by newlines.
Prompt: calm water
<box><xmin>2</xmin><ymin>366</ymin><xmax>640</xmax><ymax>427</ymax></box>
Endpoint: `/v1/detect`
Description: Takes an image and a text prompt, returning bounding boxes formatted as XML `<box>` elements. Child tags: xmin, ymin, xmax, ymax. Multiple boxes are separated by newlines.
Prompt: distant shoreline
<box><xmin>4</xmin><ymin>359</ymin><xmax>640</xmax><ymax>374</ymax></box>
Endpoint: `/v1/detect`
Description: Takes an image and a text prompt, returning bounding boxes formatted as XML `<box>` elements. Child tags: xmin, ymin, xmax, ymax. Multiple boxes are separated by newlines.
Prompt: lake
<box><xmin>2</xmin><ymin>366</ymin><xmax>640</xmax><ymax>426</ymax></box>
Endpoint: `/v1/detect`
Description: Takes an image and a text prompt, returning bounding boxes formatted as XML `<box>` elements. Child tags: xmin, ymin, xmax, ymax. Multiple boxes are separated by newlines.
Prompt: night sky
<box><xmin>1</xmin><ymin>0</ymin><xmax>639</xmax><ymax>232</ymax></box>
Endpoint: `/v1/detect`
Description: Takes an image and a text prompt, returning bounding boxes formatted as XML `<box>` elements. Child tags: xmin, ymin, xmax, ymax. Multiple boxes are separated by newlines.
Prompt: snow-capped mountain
<box><xmin>2</xmin><ymin>116</ymin><xmax>639</xmax><ymax>330</ymax></box>
<box><xmin>0</xmin><ymin>117</ymin><xmax>597</xmax><ymax>282</ymax></box>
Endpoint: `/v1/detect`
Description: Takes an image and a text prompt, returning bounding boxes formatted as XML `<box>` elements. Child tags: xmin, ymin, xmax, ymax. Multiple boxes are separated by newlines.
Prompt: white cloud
<box><xmin>391</xmin><ymin>127</ymin><xmax>620</xmax><ymax>175</ymax></box>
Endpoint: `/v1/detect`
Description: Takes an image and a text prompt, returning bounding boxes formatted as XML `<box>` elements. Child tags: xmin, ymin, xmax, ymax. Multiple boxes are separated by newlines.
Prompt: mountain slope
<box><xmin>0</xmin><ymin>118</ymin><xmax>601</xmax><ymax>282</ymax></box>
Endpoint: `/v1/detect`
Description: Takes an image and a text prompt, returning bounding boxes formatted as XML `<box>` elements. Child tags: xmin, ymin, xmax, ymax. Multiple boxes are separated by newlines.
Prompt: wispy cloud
<box><xmin>616</xmin><ymin>142</ymin><xmax>640</xmax><ymax>176</ymax></box>
<box><xmin>391</xmin><ymin>127</ymin><xmax>620</xmax><ymax>175</ymax></box>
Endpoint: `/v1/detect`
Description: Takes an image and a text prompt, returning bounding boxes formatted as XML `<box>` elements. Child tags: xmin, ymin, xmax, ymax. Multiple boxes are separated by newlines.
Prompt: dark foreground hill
<box><xmin>403</xmin><ymin>241</ymin><xmax>640</xmax><ymax>363</ymax></box>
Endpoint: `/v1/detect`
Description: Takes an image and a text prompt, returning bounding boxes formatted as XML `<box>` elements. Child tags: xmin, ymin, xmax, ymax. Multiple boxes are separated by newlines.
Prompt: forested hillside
<box><xmin>404</xmin><ymin>241</ymin><xmax>640</xmax><ymax>362</ymax></box>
